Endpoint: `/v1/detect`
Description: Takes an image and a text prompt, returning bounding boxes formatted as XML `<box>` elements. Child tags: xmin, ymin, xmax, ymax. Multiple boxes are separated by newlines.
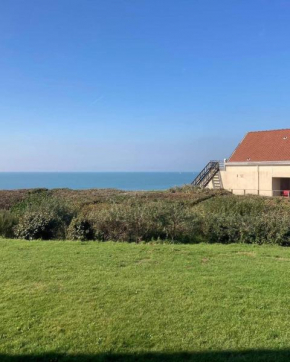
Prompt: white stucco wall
<box><xmin>208</xmin><ymin>163</ymin><xmax>290</xmax><ymax>196</ymax></box>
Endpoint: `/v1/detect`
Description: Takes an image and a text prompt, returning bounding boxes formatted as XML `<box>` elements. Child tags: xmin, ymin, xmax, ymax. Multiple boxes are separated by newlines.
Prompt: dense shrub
<box><xmin>88</xmin><ymin>201</ymin><xmax>201</xmax><ymax>243</ymax></box>
<box><xmin>2</xmin><ymin>185</ymin><xmax>290</xmax><ymax>245</ymax></box>
<box><xmin>0</xmin><ymin>190</ymin><xmax>31</xmax><ymax>210</ymax></box>
<box><xmin>89</xmin><ymin>201</ymin><xmax>161</xmax><ymax>242</ymax></box>
<box><xmin>88</xmin><ymin>201</ymin><xmax>196</xmax><ymax>242</ymax></box>
<box><xmin>198</xmin><ymin>195</ymin><xmax>266</xmax><ymax>216</ymax></box>
<box><xmin>13</xmin><ymin>194</ymin><xmax>74</xmax><ymax>240</ymax></box>
<box><xmin>201</xmin><ymin>212</ymin><xmax>290</xmax><ymax>246</ymax></box>
<box><xmin>14</xmin><ymin>211</ymin><xmax>60</xmax><ymax>240</ymax></box>
<box><xmin>201</xmin><ymin>214</ymin><xmax>240</xmax><ymax>244</ymax></box>
<box><xmin>159</xmin><ymin>203</ymin><xmax>201</xmax><ymax>242</ymax></box>
<box><xmin>168</xmin><ymin>185</ymin><xmax>228</xmax><ymax>195</ymax></box>
<box><xmin>0</xmin><ymin>211</ymin><xmax>18</xmax><ymax>238</ymax></box>
<box><xmin>13</xmin><ymin>192</ymin><xmax>74</xmax><ymax>220</ymax></box>
<box><xmin>67</xmin><ymin>217</ymin><xmax>94</xmax><ymax>241</ymax></box>
<box><xmin>239</xmin><ymin>213</ymin><xmax>290</xmax><ymax>246</ymax></box>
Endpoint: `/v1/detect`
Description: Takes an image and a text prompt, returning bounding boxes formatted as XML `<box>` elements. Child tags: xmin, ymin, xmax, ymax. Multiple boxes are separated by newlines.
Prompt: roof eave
<box><xmin>226</xmin><ymin>160</ymin><xmax>290</xmax><ymax>166</ymax></box>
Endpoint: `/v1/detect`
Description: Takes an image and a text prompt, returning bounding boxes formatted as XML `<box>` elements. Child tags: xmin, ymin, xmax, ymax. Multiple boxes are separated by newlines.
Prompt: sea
<box><xmin>0</xmin><ymin>172</ymin><xmax>197</xmax><ymax>191</ymax></box>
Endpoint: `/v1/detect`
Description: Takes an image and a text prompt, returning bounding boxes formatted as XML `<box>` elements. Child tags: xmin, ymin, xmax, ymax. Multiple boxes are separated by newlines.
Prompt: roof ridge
<box><xmin>248</xmin><ymin>128</ymin><xmax>290</xmax><ymax>134</ymax></box>
<box><xmin>228</xmin><ymin>128</ymin><xmax>290</xmax><ymax>162</ymax></box>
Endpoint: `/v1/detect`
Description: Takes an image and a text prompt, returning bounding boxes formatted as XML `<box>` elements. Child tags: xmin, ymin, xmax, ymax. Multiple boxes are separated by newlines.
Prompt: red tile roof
<box><xmin>228</xmin><ymin>129</ymin><xmax>290</xmax><ymax>162</ymax></box>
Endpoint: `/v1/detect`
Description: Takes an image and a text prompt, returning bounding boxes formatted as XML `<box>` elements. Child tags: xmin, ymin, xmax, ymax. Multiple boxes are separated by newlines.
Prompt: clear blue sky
<box><xmin>1</xmin><ymin>0</ymin><xmax>290</xmax><ymax>171</ymax></box>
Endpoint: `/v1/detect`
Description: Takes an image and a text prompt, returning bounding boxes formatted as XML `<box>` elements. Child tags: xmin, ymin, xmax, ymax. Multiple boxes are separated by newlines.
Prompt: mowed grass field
<box><xmin>1</xmin><ymin>240</ymin><xmax>290</xmax><ymax>361</ymax></box>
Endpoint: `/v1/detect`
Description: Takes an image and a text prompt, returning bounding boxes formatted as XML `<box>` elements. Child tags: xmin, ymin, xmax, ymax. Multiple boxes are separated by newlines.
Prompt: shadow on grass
<box><xmin>1</xmin><ymin>350</ymin><xmax>290</xmax><ymax>362</ymax></box>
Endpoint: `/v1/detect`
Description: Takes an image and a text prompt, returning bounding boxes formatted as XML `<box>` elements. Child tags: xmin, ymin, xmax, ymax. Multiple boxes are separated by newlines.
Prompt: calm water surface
<box><xmin>0</xmin><ymin>172</ymin><xmax>197</xmax><ymax>191</ymax></box>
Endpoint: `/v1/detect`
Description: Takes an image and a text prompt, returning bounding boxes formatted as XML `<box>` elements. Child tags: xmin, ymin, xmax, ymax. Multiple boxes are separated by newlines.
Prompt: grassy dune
<box><xmin>1</xmin><ymin>240</ymin><xmax>290</xmax><ymax>361</ymax></box>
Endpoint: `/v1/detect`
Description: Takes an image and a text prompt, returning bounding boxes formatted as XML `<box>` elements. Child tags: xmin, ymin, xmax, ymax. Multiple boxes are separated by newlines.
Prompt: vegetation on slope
<box><xmin>1</xmin><ymin>186</ymin><xmax>290</xmax><ymax>244</ymax></box>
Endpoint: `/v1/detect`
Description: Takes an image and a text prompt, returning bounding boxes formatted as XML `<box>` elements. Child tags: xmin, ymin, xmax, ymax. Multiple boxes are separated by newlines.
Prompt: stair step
<box><xmin>191</xmin><ymin>161</ymin><xmax>220</xmax><ymax>188</ymax></box>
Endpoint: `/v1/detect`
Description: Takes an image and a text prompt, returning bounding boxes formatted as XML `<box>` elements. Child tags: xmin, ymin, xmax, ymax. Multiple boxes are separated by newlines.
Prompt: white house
<box><xmin>192</xmin><ymin>129</ymin><xmax>290</xmax><ymax>196</ymax></box>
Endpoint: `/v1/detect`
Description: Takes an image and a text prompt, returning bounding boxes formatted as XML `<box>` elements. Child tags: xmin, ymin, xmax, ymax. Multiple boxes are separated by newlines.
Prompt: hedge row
<box><xmin>1</xmin><ymin>191</ymin><xmax>290</xmax><ymax>245</ymax></box>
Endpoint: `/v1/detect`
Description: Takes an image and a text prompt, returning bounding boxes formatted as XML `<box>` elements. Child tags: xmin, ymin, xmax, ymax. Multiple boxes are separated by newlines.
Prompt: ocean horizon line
<box><xmin>0</xmin><ymin>172</ymin><xmax>197</xmax><ymax>191</ymax></box>
<box><xmin>0</xmin><ymin>171</ymin><xmax>197</xmax><ymax>174</ymax></box>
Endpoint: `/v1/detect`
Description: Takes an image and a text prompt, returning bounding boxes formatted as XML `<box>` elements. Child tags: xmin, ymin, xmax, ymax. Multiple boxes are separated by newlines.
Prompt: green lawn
<box><xmin>1</xmin><ymin>240</ymin><xmax>290</xmax><ymax>361</ymax></box>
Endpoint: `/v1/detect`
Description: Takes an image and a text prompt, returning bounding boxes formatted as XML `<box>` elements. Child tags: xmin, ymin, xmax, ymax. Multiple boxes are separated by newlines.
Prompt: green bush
<box><xmin>200</xmin><ymin>211</ymin><xmax>290</xmax><ymax>246</ymax></box>
<box><xmin>67</xmin><ymin>217</ymin><xmax>94</xmax><ymax>241</ymax></box>
<box><xmin>3</xmin><ymin>186</ymin><xmax>290</xmax><ymax>245</ymax></box>
<box><xmin>156</xmin><ymin>203</ymin><xmax>201</xmax><ymax>243</ymax></box>
<box><xmin>13</xmin><ymin>193</ymin><xmax>74</xmax><ymax>220</ymax></box>
<box><xmin>14</xmin><ymin>211</ymin><xmax>60</xmax><ymax>240</ymax></box>
<box><xmin>88</xmin><ymin>201</ymin><xmax>201</xmax><ymax>243</ymax></box>
<box><xmin>201</xmin><ymin>214</ymin><xmax>240</xmax><ymax>244</ymax></box>
<box><xmin>12</xmin><ymin>193</ymin><xmax>75</xmax><ymax>240</ymax></box>
<box><xmin>239</xmin><ymin>213</ymin><xmax>290</xmax><ymax>246</ymax></box>
<box><xmin>199</xmin><ymin>195</ymin><xmax>266</xmax><ymax>216</ymax></box>
<box><xmin>89</xmin><ymin>201</ymin><xmax>159</xmax><ymax>242</ymax></box>
<box><xmin>0</xmin><ymin>211</ymin><xmax>18</xmax><ymax>238</ymax></box>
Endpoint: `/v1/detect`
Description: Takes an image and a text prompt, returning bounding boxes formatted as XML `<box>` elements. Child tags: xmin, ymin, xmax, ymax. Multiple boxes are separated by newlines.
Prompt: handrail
<box><xmin>192</xmin><ymin>161</ymin><xmax>220</xmax><ymax>187</ymax></box>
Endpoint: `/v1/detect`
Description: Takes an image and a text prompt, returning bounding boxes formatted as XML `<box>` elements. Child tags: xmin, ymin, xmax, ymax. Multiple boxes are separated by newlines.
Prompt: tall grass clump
<box><xmin>0</xmin><ymin>211</ymin><xmax>18</xmax><ymax>238</ymax></box>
